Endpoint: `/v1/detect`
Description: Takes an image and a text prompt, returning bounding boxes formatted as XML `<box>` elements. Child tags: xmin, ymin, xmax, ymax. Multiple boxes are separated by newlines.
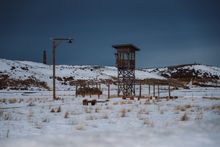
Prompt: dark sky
<box><xmin>0</xmin><ymin>0</ymin><xmax>220</xmax><ymax>68</ymax></box>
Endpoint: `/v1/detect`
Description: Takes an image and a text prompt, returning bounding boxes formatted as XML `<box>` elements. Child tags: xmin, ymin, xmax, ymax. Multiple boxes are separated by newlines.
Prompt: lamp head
<box><xmin>68</xmin><ymin>38</ymin><xmax>73</xmax><ymax>43</ymax></box>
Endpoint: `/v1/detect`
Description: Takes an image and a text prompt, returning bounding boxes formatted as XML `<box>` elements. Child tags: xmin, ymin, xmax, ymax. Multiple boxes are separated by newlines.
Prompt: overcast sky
<box><xmin>0</xmin><ymin>0</ymin><xmax>220</xmax><ymax>68</ymax></box>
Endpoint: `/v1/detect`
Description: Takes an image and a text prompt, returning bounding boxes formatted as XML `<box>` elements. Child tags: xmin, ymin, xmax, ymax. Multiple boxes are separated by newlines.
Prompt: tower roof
<box><xmin>112</xmin><ymin>44</ymin><xmax>140</xmax><ymax>51</ymax></box>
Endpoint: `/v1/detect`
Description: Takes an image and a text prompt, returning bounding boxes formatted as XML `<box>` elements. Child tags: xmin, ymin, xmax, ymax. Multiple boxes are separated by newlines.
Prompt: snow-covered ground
<box><xmin>0</xmin><ymin>87</ymin><xmax>220</xmax><ymax>147</ymax></box>
<box><xmin>1</xmin><ymin>58</ymin><xmax>220</xmax><ymax>146</ymax></box>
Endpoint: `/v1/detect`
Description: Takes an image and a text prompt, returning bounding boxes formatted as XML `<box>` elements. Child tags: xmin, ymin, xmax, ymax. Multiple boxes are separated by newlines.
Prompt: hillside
<box><xmin>1</xmin><ymin>59</ymin><xmax>220</xmax><ymax>90</ymax></box>
<box><xmin>146</xmin><ymin>64</ymin><xmax>220</xmax><ymax>87</ymax></box>
<box><xmin>0</xmin><ymin>59</ymin><xmax>164</xmax><ymax>90</ymax></box>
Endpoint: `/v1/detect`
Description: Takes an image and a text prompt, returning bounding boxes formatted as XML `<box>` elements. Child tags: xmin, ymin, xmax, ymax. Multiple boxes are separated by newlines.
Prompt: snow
<box><xmin>191</xmin><ymin>65</ymin><xmax>220</xmax><ymax>77</ymax></box>
<box><xmin>145</xmin><ymin>64</ymin><xmax>220</xmax><ymax>78</ymax></box>
<box><xmin>1</xmin><ymin>59</ymin><xmax>220</xmax><ymax>147</ymax></box>
<box><xmin>1</xmin><ymin>87</ymin><xmax>220</xmax><ymax>147</ymax></box>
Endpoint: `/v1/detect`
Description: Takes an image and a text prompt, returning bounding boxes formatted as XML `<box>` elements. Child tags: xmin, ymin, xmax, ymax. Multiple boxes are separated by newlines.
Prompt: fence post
<box><xmin>107</xmin><ymin>84</ymin><xmax>110</xmax><ymax>99</ymax></box>
<box><xmin>153</xmin><ymin>84</ymin><xmax>155</xmax><ymax>97</ymax></box>
<box><xmin>139</xmin><ymin>83</ymin><xmax>142</xmax><ymax>100</ymax></box>
<box><xmin>168</xmin><ymin>84</ymin><xmax>171</xmax><ymax>99</ymax></box>
<box><xmin>157</xmin><ymin>85</ymin><xmax>160</xmax><ymax>100</ymax></box>
<box><xmin>75</xmin><ymin>85</ymin><xmax>78</xmax><ymax>97</ymax></box>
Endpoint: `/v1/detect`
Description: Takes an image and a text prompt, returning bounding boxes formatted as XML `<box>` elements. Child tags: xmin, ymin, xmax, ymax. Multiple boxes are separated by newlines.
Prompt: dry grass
<box><xmin>2</xmin><ymin>112</ymin><xmax>11</xmax><ymax>120</ymax></box>
<box><xmin>27</xmin><ymin>110</ymin><xmax>33</xmax><ymax>119</ymax></box>
<box><xmin>211</xmin><ymin>105</ymin><xmax>220</xmax><ymax>111</ymax></box>
<box><xmin>138</xmin><ymin>108</ymin><xmax>149</xmax><ymax>115</ymax></box>
<box><xmin>64</xmin><ymin>111</ymin><xmax>69</xmax><ymax>118</ymax></box>
<box><xmin>112</xmin><ymin>102</ymin><xmax>119</xmax><ymax>105</ymax></box>
<box><xmin>18</xmin><ymin>98</ymin><xmax>24</xmax><ymax>103</ymax></box>
<box><xmin>50</xmin><ymin>106</ymin><xmax>61</xmax><ymax>113</ymax></box>
<box><xmin>8</xmin><ymin>98</ymin><xmax>17</xmax><ymax>104</ymax></box>
<box><xmin>203</xmin><ymin>97</ymin><xmax>220</xmax><ymax>100</ymax></box>
<box><xmin>195</xmin><ymin>110</ymin><xmax>203</xmax><ymax>120</ymax></box>
<box><xmin>86</xmin><ymin>115</ymin><xmax>96</xmax><ymax>120</ymax></box>
<box><xmin>42</xmin><ymin>117</ymin><xmax>49</xmax><ymax>122</ymax></box>
<box><xmin>120</xmin><ymin>101</ymin><xmax>127</xmax><ymax>105</ymax></box>
<box><xmin>144</xmin><ymin>100</ymin><xmax>151</xmax><ymax>105</ymax></box>
<box><xmin>176</xmin><ymin>104</ymin><xmax>192</xmax><ymax>111</ymax></box>
<box><xmin>75</xmin><ymin>124</ymin><xmax>85</xmax><ymax>130</ymax></box>
<box><xmin>27</xmin><ymin>101</ymin><xmax>35</xmax><ymax>107</ymax></box>
<box><xmin>84</xmin><ymin>106</ymin><xmax>92</xmax><ymax>113</ymax></box>
<box><xmin>119</xmin><ymin>108</ymin><xmax>127</xmax><ymax>117</ymax></box>
<box><xmin>0</xmin><ymin>110</ymin><xmax>4</xmax><ymax>118</ymax></box>
<box><xmin>101</xmin><ymin>113</ymin><xmax>109</xmax><ymax>119</ymax></box>
<box><xmin>209</xmin><ymin>105</ymin><xmax>220</xmax><ymax>114</ymax></box>
<box><xmin>180</xmin><ymin>112</ymin><xmax>189</xmax><ymax>121</ymax></box>
<box><xmin>95</xmin><ymin>107</ymin><xmax>100</xmax><ymax>113</ymax></box>
<box><xmin>127</xmin><ymin>100</ymin><xmax>133</xmax><ymax>104</ymax></box>
<box><xmin>0</xmin><ymin>98</ymin><xmax>6</xmax><ymax>103</ymax></box>
<box><xmin>143</xmin><ymin>118</ymin><xmax>154</xmax><ymax>127</ymax></box>
<box><xmin>35</xmin><ymin>122</ymin><xmax>43</xmax><ymax>129</ymax></box>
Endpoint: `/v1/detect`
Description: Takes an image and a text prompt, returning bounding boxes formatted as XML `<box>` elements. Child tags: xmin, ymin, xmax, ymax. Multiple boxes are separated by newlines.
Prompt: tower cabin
<box><xmin>113</xmin><ymin>44</ymin><xmax>140</xmax><ymax>99</ymax></box>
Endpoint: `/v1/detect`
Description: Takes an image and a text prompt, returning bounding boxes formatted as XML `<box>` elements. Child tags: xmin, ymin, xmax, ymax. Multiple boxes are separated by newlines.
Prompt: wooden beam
<box><xmin>157</xmin><ymin>85</ymin><xmax>160</xmax><ymax>98</ymax></box>
<box><xmin>139</xmin><ymin>83</ymin><xmax>142</xmax><ymax>99</ymax></box>
<box><xmin>75</xmin><ymin>85</ymin><xmax>78</xmax><ymax>97</ymax></box>
<box><xmin>107</xmin><ymin>84</ymin><xmax>110</xmax><ymax>99</ymax></box>
<box><xmin>168</xmin><ymin>84</ymin><xmax>171</xmax><ymax>99</ymax></box>
<box><xmin>153</xmin><ymin>84</ymin><xmax>155</xmax><ymax>97</ymax></box>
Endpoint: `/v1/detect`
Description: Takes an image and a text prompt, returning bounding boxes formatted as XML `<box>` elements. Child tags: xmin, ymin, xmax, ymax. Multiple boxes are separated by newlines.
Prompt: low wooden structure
<box><xmin>135</xmin><ymin>78</ymin><xmax>184</xmax><ymax>100</ymax></box>
<box><xmin>72</xmin><ymin>80</ymin><xmax>102</xmax><ymax>98</ymax></box>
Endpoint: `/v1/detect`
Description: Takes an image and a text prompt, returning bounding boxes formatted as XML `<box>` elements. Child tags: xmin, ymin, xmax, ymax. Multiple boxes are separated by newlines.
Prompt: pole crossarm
<box><xmin>51</xmin><ymin>38</ymin><xmax>73</xmax><ymax>48</ymax></box>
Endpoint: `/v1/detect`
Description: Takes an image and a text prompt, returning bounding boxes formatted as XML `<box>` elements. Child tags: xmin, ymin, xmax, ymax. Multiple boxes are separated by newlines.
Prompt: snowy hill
<box><xmin>1</xmin><ymin>59</ymin><xmax>220</xmax><ymax>90</ymax></box>
<box><xmin>0</xmin><ymin>58</ymin><xmax>164</xmax><ymax>90</ymax></box>
<box><xmin>145</xmin><ymin>64</ymin><xmax>220</xmax><ymax>87</ymax></box>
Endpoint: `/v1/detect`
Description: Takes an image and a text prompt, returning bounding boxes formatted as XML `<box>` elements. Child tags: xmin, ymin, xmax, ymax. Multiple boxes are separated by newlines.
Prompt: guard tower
<box><xmin>113</xmin><ymin>44</ymin><xmax>140</xmax><ymax>98</ymax></box>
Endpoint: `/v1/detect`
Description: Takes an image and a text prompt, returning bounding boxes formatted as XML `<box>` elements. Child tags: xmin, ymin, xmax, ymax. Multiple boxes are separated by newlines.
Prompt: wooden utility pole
<box><xmin>51</xmin><ymin>38</ymin><xmax>73</xmax><ymax>100</ymax></box>
<box><xmin>43</xmin><ymin>49</ymin><xmax>47</xmax><ymax>64</ymax></box>
<box><xmin>52</xmin><ymin>41</ymin><xmax>56</xmax><ymax>100</ymax></box>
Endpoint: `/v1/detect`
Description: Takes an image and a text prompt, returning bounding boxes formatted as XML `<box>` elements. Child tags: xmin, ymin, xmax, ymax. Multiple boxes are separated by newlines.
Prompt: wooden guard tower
<box><xmin>113</xmin><ymin>44</ymin><xmax>140</xmax><ymax>98</ymax></box>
